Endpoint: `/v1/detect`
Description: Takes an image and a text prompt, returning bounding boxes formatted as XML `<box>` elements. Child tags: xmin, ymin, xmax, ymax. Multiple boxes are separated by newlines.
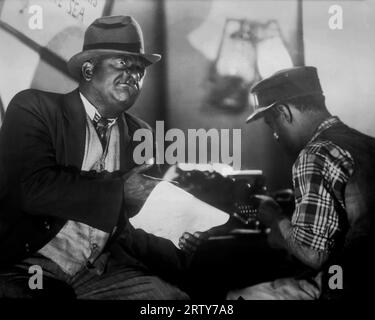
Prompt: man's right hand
<box><xmin>122</xmin><ymin>164</ymin><xmax>159</xmax><ymax>215</ymax></box>
<box><xmin>178</xmin><ymin>231</ymin><xmax>209</xmax><ymax>256</ymax></box>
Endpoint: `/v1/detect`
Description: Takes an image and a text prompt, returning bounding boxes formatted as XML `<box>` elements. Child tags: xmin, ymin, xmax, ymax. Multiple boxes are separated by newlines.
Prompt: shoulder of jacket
<box><xmin>8</xmin><ymin>89</ymin><xmax>65</xmax><ymax>114</ymax></box>
<box><xmin>124</xmin><ymin>112</ymin><xmax>152</xmax><ymax>131</ymax></box>
<box><xmin>11</xmin><ymin>89</ymin><xmax>62</xmax><ymax>102</ymax></box>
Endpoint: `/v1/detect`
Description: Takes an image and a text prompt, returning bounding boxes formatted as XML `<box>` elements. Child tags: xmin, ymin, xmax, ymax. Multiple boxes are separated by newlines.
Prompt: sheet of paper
<box><xmin>129</xmin><ymin>181</ymin><xmax>229</xmax><ymax>247</ymax></box>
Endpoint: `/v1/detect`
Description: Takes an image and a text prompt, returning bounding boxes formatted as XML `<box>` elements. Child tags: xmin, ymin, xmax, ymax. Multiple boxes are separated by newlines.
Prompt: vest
<box><xmin>38</xmin><ymin>115</ymin><xmax>120</xmax><ymax>275</ymax></box>
<box><xmin>317</xmin><ymin>122</ymin><xmax>375</xmax><ymax>299</ymax></box>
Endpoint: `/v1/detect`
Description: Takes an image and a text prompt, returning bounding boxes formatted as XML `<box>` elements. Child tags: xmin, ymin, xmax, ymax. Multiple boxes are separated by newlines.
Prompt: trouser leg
<box><xmin>71</xmin><ymin>266</ymin><xmax>189</xmax><ymax>300</ymax></box>
<box><xmin>3</xmin><ymin>252</ymin><xmax>189</xmax><ymax>300</ymax></box>
<box><xmin>0</xmin><ymin>265</ymin><xmax>75</xmax><ymax>299</ymax></box>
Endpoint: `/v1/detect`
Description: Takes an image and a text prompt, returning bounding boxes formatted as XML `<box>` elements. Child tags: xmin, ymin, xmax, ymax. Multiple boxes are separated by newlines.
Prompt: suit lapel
<box><xmin>118</xmin><ymin>113</ymin><xmax>134</xmax><ymax>172</ymax></box>
<box><xmin>62</xmin><ymin>89</ymin><xmax>86</xmax><ymax>168</ymax></box>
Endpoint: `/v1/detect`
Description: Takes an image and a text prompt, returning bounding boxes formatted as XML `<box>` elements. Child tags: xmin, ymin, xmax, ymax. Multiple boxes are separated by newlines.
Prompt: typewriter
<box><xmin>167</xmin><ymin>164</ymin><xmax>267</xmax><ymax>232</ymax></box>
<box><xmin>167</xmin><ymin>164</ymin><xmax>295</xmax><ymax>230</ymax></box>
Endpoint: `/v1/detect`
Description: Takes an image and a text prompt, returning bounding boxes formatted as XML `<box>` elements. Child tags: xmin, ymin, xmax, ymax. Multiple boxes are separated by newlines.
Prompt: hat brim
<box><xmin>67</xmin><ymin>49</ymin><xmax>161</xmax><ymax>80</ymax></box>
<box><xmin>245</xmin><ymin>103</ymin><xmax>276</xmax><ymax>123</ymax></box>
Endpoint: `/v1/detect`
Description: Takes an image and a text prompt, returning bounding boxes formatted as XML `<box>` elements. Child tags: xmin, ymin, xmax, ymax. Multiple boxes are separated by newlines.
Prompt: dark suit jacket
<box><xmin>0</xmin><ymin>89</ymin><xmax>188</xmax><ymax>282</ymax></box>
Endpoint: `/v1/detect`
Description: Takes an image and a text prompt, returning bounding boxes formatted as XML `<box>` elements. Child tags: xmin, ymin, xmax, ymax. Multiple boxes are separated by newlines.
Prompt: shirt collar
<box><xmin>309</xmin><ymin>116</ymin><xmax>341</xmax><ymax>144</ymax></box>
<box><xmin>79</xmin><ymin>92</ymin><xmax>117</xmax><ymax>126</ymax></box>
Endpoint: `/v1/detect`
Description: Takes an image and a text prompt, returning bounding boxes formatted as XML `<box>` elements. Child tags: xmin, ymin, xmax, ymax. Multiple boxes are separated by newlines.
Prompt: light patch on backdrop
<box><xmin>187</xmin><ymin>0</ymin><xmax>298</xmax><ymax>62</ymax></box>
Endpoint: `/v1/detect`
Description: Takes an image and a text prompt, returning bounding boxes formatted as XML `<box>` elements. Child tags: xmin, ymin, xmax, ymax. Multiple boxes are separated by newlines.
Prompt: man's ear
<box><xmin>81</xmin><ymin>61</ymin><xmax>95</xmax><ymax>81</ymax></box>
<box><xmin>275</xmin><ymin>104</ymin><xmax>293</xmax><ymax>123</ymax></box>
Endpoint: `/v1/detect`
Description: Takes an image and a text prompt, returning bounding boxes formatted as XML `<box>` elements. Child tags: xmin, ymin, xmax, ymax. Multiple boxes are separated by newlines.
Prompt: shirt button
<box><xmin>25</xmin><ymin>243</ymin><xmax>30</xmax><ymax>253</ymax></box>
<box><xmin>331</xmin><ymin>149</ymin><xmax>340</xmax><ymax>158</ymax></box>
<box><xmin>91</xmin><ymin>243</ymin><xmax>98</xmax><ymax>250</ymax></box>
<box><xmin>44</xmin><ymin>221</ymin><xmax>50</xmax><ymax>230</ymax></box>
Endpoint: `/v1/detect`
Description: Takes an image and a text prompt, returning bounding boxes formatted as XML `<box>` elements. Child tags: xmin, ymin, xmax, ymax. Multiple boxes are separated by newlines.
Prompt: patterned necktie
<box><xmin>93</xmin><ymin>113</ymin><xmax>111</xmax><ymax>149</ymax></box>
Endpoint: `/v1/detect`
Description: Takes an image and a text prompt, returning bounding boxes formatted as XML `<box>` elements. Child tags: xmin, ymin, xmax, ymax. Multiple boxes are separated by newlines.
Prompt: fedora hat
<box><xmin>246</xmin><ymin>66</ymin><xmax>323</xmax><ymax>123</ymax></box>
<box><xmin>67</xmin><ymin>15</ymin><xmax>161</xmax><ymax>79</ymax></box>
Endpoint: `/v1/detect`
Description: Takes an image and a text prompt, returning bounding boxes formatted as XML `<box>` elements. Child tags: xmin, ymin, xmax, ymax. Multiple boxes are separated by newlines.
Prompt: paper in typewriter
<box><xmin>130</xmin><ymin>181</ymin><xmax>229</xmax><ymax>247</ymax></box>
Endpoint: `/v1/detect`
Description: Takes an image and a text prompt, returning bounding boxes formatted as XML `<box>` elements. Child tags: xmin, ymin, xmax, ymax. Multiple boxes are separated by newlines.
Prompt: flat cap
<box><xmin>246</xmin><ymin>66</ymin><xmax>323</xmax><ymax>123</ymax></box>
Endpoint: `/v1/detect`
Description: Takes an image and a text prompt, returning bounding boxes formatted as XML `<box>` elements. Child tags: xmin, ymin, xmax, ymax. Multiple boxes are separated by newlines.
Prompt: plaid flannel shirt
<box><xmin>291</xmin><ymin>116</ymin><xmax>354</xmax><ymax>252</ymax></box>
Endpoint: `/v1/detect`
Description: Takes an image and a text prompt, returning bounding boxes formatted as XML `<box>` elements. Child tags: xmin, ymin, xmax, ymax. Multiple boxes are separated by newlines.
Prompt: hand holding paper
<box><xmin>130</xmin><ymin>182</ymin><xmax>229</xmax><ymax>247</ymax></box>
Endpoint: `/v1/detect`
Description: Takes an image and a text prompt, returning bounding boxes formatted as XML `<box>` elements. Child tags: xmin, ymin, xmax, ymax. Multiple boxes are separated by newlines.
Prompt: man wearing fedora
<box><xmin>0</xmin><ymin>16</ymin><xmax>190</xmax><ymax>299</ymax></box>
<box><xmin>227</xmin><ymin>66</ymin><xmax>375</xmax><ymax>300</ymax></box>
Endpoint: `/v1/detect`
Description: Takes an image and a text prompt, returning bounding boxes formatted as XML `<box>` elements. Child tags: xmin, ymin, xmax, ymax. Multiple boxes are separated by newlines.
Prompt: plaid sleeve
<box><xmin>291</xmin><ymin>142</ymin><xmax>353</xmax><ymax>252</ymax></box>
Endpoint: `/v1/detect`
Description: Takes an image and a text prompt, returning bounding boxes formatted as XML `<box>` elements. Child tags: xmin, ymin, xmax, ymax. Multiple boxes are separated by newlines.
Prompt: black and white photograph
<box><xmin>0</xmin><ymin>0</ymin><xmax>374</xmax><ymax>310</ymax></box>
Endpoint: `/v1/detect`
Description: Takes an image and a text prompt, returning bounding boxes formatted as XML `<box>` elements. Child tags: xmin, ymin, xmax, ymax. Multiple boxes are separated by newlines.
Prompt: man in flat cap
<box><xmin>0</xmin><ymin>16</ymin><xmax>189</xmax><ymax>299</ymax></box>
<box><xmin>228</xmin><ymin>66</ymin><xmax>375</xmax><ymax>300</ymax></box>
